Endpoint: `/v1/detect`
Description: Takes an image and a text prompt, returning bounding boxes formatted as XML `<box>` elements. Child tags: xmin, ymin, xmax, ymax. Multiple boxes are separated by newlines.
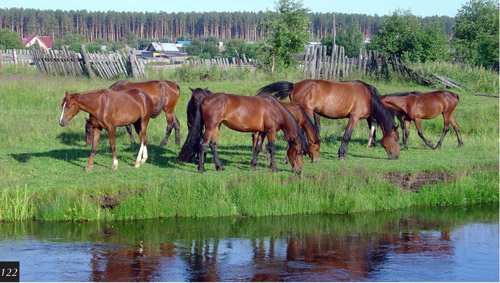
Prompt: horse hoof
<box><xmin>160</xmin><ymin>141</ymin><xmax>167</xmax><ymax>147</ymax></box>
<box><xmin>140</xmin><ymin>159</ymin><xmax>147</xmax><ymax>164</ymax></box>
<box><xmin>216</xmin><ymin>166</ymin><xmax>225</xmax><ymax>171</ymax></box>
<box><xmin>402</xmin><ymin>147</ymin><xmax>408</xmax><ymax>151</ymax></box>
<box><xmin>337</xmin><ymin>156</ymin><xmax>347</xmax><ymax>161</ymax></box>
<box><xmin>134</xmin><ymin>163</ymin><xmax>140</xmax><ymax>168</ymax></box>
<box><xmin>110</xmin><ymin>165</ymin><xmax>118</xmax><ymax>170</ymax></box>
<box><xmin>84</xmin><ymin>166</ymin><xmax>92</xmax><ymax>171</ymax></box>
<box><xmin>251</xmin><ymin>166</ymin><xmax>257</xmax><ymax>171</ymax></box>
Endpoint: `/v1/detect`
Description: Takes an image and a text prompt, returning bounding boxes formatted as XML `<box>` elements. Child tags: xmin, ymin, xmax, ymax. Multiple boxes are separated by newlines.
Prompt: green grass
<box><xmin>0</xmin><ymin>67</ymin><xmax>498</xmax><ymax>221</ymax></box>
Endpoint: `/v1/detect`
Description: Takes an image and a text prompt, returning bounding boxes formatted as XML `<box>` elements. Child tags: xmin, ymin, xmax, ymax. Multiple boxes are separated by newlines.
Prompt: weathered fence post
<box><xmin>80</xmin><ymin>44</ymin><xmax>94</xmax><ymax>79</ymax></box>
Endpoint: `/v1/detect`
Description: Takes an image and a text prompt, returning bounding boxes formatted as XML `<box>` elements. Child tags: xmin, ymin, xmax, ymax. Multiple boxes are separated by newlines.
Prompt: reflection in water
<box><xmin>0</xmin><ymin>204</ymin><xmax>498</xmax><ymax>282</ymax></box>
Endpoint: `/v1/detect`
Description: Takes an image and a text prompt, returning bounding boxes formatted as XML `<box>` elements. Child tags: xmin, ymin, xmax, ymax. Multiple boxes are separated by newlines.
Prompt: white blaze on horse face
<box><xmin>59</xmin><ymin>102</ymin><xmax>66</xmax><ymax>125</ymax></box>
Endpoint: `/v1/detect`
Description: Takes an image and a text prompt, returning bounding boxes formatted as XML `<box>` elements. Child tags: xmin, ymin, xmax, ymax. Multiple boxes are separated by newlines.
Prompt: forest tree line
<box><xmin>0</xmin><ymin>8</ymin><xmax>456</xmax><ymax>43</ymax></box>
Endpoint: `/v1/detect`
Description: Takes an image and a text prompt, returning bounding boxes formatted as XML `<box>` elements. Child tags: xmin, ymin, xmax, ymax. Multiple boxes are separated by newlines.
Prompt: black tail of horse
<box><xmin>258</xmin><ymin>81</ymin><xmax>294</xmax><ymax>100</ymax></box>
<box><xmin>364</xmin><ymin>82</ymin><xmax>395</xmax><ymax>134</ymax></box>
<box><xmin>178</xmin><ymin>101</ymin><xmax>204</xmax><ymax>162</ymax></box>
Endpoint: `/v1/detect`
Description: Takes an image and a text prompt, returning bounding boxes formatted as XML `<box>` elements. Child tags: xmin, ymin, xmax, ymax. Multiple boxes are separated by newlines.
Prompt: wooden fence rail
<box><xmin>185</xmin><ymin>55</ymin><xmax>259</xmax><ymax>68</ymax></box>
<box><xmin>0</xmin><ymin>49</ymin><xmax>34</xmax><ymax>65</ymax></box>
<box><xmin>29</xmin><ymin>45</ymin><xmax>146</xmax><ymax>79</ymax></box>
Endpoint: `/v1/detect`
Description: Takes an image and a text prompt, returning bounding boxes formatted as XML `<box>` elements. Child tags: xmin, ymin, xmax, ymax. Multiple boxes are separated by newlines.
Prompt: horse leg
<box><xmin>366</xmin><ymin>117</ymin><xmax>376</xmax><ymax>148</ymax></box>
<box><xmin>449</xmin><ymin>115</ymin><xmax>463</xmax><ymax>147</ymax></box>
<box><xmin>434</xmin><ymin>114</ymin><xmax>451</xmax><ymax>150</ymax></box>
<box><xmin>402</xmin><ymin>119</ymin><xmax>410</xmax><ymax>151</ymax></box>
<box><xmin>160</xmin><ymin>112</ymin><xmax>180</xmax><ymax>146</ymax></box>
<box><xmin>125</xmin><ymin>125</ymin><xmax>136</xmax><ymax>144</ymax></box>
<box><xmin>108</xmin><ymin>127</ymin><xmax>119</xmax><ymax>170</ymax></box>
<box><xmin>267</xmin><ymin>132</ymin><xmax>278</xmax><ymax>172</ymax></box>
<box><xmin>414</xmin><ymin>118</ymin><xmax>435</xmax><ymax>149</ymax></box>
<box><xmin>85</xmin><ymin>128</ymin><xmax>101</xmax><ymax>171</ymax></box>
<box><xmin>338</xmin><ymin>118</ymin><xmax>359</xmax><ymax>160</ymax></box>
<box><xmin>252</xmin><ymin>132</ymin><xmax>268</xmax><ymax>161</ymax></box>
<box><xmin>197</xmin><ymin>138</ymin><xmax>207</xmax><ymax>173</ymax></box>
<box><xmin>313</xmin><ymin>112</ymin><xmax>321</xmax><ymax>134</ymax></box>
<box><xmin>132</xmin><ymin>120</ymin><xmax>148</xmax><ymax>168</ymax></box>
<box><xmin>251</xmin><ymin>132</ymin><xmax>265</xmax><ymax>170</ymax></box>
<box><xmin>208</xmin><ymin>127</ymin><xmax>224</xmax><ymax>171</ymax></box>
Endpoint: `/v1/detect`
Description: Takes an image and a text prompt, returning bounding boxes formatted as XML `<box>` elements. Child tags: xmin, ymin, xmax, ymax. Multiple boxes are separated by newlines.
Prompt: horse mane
<box><xmin>360</xmin><ymin>82</ymin><xmax>396</xmax><ymax>135</ymax></box>
<box><xmin>178</xmin><ymin>96</ymin><xmax>207</xmax><ymax>162</ymax></box>
<box><xmin>293</xmin><ymin>103</ymin><xmax>319</xmax><ymax>143</ymax></box>
<box><xmin>385</xmin><ymin>91</ymin><xmax>422</xmax><ymax>97</ymax></box>
<box><xmin>270</xmin><ymin>97</ymin><xmax>309</xmax><ymax>155</ymax></box>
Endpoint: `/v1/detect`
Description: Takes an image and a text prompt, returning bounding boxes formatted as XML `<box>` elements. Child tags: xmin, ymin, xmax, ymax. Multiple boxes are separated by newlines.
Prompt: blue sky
<box><xmin>1</xmin><ymin>0</ymin><xmax>468</xmax><ymax>17</ymax></box>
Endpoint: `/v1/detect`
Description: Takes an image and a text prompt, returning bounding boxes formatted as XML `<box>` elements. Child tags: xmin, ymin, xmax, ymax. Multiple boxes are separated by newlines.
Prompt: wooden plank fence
<box><xmin>0</xmin><ymin>49</ymin><xmax>33</xmax><ymax>65</ymax></box>
<box><xmin>29</xmin><ymin>45</ymin><xmax>146</xmax><ymax>79</ymax></box>
<box><xmin>185</xmin><ymin>55</ymin><xmax>259</xmax><ymax>68</ymax></box>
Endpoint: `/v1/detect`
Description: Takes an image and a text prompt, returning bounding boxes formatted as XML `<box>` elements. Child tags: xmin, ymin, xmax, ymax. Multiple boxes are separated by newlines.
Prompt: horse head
<box><xmin>381</xmin><ymin>124</ymin><xmax>400</xmax><ymax>160</ymax></box>
<box><xmin>59</xmin><ymin>90</ymin><xmax>80</xmax><ymax>127</ymax></box>
<box><xmin>308</xmin><ymin>138</ymin><xmax>321</xmax><ymax>163</ymax></box>
<box><xmin>190</xmin><ymin>87</ymin><xmax>212</xmax><ymax>105</ymax></box>
<box><xmin>287</xmin><ymin>140</ymin><xmax>304</xmax><ymax>175</ymax></box>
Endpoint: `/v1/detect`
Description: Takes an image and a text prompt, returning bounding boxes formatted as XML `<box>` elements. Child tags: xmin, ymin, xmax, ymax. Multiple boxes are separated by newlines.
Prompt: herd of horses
<box><xmin>59</xmin><ymin>79</ymin><xmax>463</xmax><ymax>174</ymax></box>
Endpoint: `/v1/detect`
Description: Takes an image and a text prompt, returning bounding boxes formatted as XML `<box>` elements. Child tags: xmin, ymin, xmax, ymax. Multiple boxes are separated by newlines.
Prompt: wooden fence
<box><xmin>0</xmin><ymin>49</ymin><xmax>33</xmax><ymax>65</ymax></box>
<box><xmin>301</xmin><ymin>45</ymin><xmax>440</xmax><ymax>86</ymax></box>
<box><xmin>185</xmin><ymin>55</ymin><xmax>259</xmax><ymax>68</ymax></box>
<box><xmin>28</xmin><ymin>45</ymin><xmax>146</xmax><ymax>79</ymax></box>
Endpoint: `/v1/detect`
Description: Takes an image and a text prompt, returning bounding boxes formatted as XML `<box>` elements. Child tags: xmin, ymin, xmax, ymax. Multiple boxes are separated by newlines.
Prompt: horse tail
<box><xmin>365</xmin><ymin>82</ymin><xmax>395</xmax><ymax>135</ymax></box>
<box><xmin>258</xmin><ymin>81</ymin><xmax>294</xmax><ymax>100</ymax></box>
<box><xmin>178</xmin><ymin>101</ymin><xmax>204</xmax><ymax>162</ymax></box>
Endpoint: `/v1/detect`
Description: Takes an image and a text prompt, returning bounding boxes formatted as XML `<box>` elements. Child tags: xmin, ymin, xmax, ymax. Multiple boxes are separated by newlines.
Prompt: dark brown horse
<box><xmin>178</xmin><ymin>93</ymin><xmax>308</xmax><ymax>174</ymax></box>
<box><xmin>368</xmin><ymin>91</ymin><xmax>463</xmax><ymax>150</ymax></box>
<box><xmin>259</xmin><ymin>79</ymin><xmax>400</xmax><ymax>160</ymax></box>
<box><xmin>187</xmin><ymin>87</ymin><xmax>213</xmax><ymax>129</ymax></box>
<box><xmin>60</xmin><ymin>88</ymin><xmax>159</xmax><ymax>170</ymax></box>
<box><xmin>85</xmin><ymin>80</ymin><xmax>181</xmax><ymax>147</ymax></box>
<box><xmin>253</xmin><ymin>100</ymin><xmax>321</xmax><ymax>163</ymax></box>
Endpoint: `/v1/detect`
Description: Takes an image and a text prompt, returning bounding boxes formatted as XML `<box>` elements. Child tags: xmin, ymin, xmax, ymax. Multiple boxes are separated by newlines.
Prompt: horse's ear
<box><xmin>394</xmin><ymin>124</ymin><xmax>399</xmax><ymax>129</ymax></box>
<box><xmin>189</xmin><ymin>87</ymin><xmax>194</xmax><ymax>92</ymax></box>
<box><xmin>65</xmin><ymin>90</ymin><xmax>70</xmax><ymax>97</ymax></box>
<box><xmin>85</xmin><ymin>117</ymin><xmax>89</xmax><ymax>122</ymax></box>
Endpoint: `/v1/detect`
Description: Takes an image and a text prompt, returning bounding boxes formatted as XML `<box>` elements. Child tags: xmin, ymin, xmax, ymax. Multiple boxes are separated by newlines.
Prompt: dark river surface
<box><xmin>0</xmin><ymin>204</ymin><xmax>498</xmax><ymax>282</ymax></box>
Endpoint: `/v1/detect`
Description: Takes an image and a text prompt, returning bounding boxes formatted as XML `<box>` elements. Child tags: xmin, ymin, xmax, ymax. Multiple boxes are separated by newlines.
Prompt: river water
<box><xmin>0</xmin><ymin>204</ymin><xmax>498</xmax><ymax>282</ymax></box>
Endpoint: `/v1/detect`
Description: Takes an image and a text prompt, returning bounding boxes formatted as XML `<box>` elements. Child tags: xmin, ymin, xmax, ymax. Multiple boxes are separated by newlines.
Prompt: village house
<box><xmin>22</xmin><ymin>35</ymin><xmax>53</xmax><ymax>50</ymax></box>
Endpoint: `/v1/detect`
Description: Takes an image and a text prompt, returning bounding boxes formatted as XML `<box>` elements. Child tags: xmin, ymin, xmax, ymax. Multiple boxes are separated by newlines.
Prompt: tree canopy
<box><xmin>258</xmin><ymin>0</ymin><xmax>311</xmax><ymax>72</ymax></box>
<box><xmin>452</xmin><ymin>0</ymin><xmax>499</xmax><ymax>68</ymax></box>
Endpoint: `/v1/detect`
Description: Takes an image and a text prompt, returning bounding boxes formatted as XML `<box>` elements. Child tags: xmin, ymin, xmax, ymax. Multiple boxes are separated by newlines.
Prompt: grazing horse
<box><xmin>60</xmin><ymin>88</ymin><xmax>158</xmax><ymax>170</ymax></box>
<box><xmin>259</xmin><ymin>79</ymin><xmax>400</xmax><ymax>160</ymax></box>
<box><xmin>85</xmin><ymin>80</ymin><xmax>181</xmax><ymax>147</ymax></box>
<box><xmin>253</xmin><ymin>100</ymin><xmax>321</xmax><ymax>163</ymax></box>
<box><xmin>177</xmin><ymin>93</ymin><xmax>308</xmax><ymax>174</ymax></box>
<box><xmin>368</xmin><ymin>91</ymin><xmax>463</xmax><ymax>151</ymax></box>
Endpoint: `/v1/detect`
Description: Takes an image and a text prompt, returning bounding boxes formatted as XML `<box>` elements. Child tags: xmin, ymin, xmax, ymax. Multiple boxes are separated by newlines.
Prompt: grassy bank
<box><xmin>0</xmin><ymin>68</ymin><xmax>498</xmax><ymax>221</ymax></box>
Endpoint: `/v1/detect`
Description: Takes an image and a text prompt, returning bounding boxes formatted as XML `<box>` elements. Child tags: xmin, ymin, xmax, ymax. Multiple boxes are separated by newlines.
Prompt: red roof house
<box><xmin>22</xmin><ymin>36</ymin><xmax>53</xmax><ymax>50</ymax></box>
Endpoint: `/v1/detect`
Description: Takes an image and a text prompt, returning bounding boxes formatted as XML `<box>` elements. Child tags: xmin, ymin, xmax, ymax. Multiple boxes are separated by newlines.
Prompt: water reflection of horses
<box><xmin>259</xmin><ymin>79</ymin><xmax>400</xmax><ymax>160</ymax></box>
<box><xmin>60</xmin><ymin>88</ymin><xmax>160</xmax><ymax>170</ymax></box>
<box><xmin>85</xmin><ymin>80</ymin><xmax>181</xmax><ymax>147</ymax></box>
<box><xmin>368</xmin><ymin>91</ymin><xmax>463</xmax><ymax>151</ymax></box>
<box><xmin>178</xmin><ymin>92</ymin><xmax>308</xmax><ymax>174</ymax></box>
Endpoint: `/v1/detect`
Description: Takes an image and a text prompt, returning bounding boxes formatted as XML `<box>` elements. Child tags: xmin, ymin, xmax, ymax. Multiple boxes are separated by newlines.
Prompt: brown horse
<box><xmin>253</xmin><ymin>100</ymin><xmax>321</xmax><ymax>163</ymax></box>
<box><xmin>259</xmin><ymin>79</ymin><xmax>400</xmax><ymax>160</ymax></box>
<box><xmin>85</xmin><ymin>80</ymin><xmax>181</xmax><ymax>147</ymax></box>
<box><xmin>177</xmin><ymin>93</ymin><xmax>308</xmax><ymax>174</ymax></box>
<box><xmin>368</xmin><ymin>91</ymin><xmax>463</xmax><ymax>151</ymax></box>
<box><xmin>60</xmin><ymin>88</ymin><xmax>158</xmax><ymax>170</ymax></box>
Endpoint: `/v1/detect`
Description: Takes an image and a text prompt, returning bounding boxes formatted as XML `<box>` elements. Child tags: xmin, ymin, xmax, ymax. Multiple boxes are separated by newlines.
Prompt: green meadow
<box><xmin>0</xmin><ymin>65</ymin><xmax>498</xmax><ymax>221</ymax></box>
